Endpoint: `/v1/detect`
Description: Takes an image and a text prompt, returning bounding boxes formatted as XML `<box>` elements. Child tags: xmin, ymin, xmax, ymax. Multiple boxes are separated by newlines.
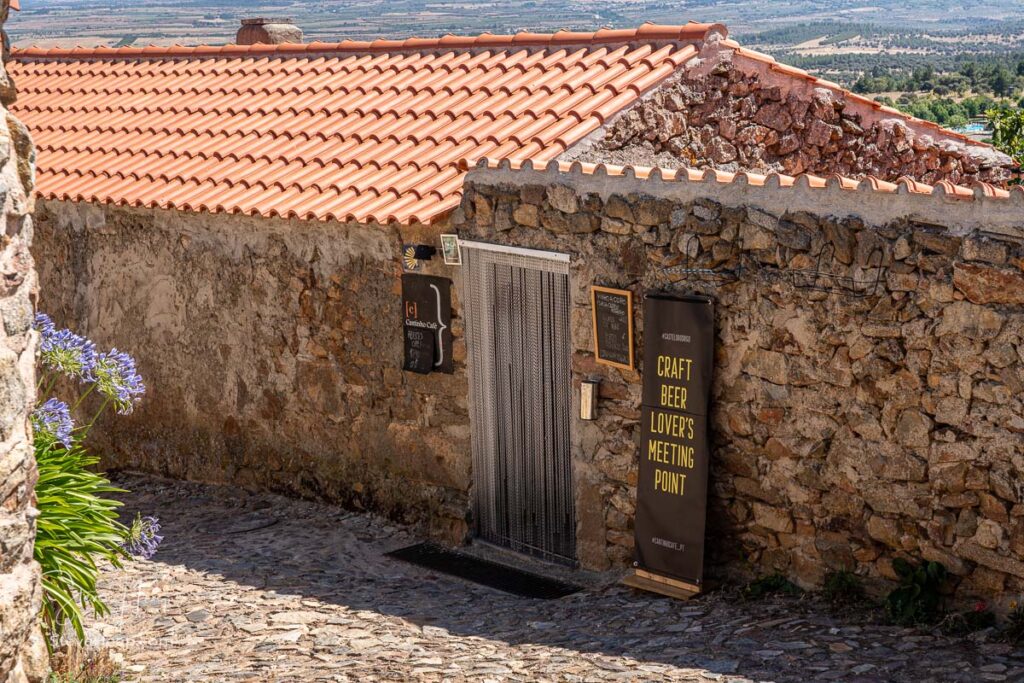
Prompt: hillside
<box><xmin>10</xmin><ymin>0</ymin><xmax>1024</xmax><ymax>50</ymax></box>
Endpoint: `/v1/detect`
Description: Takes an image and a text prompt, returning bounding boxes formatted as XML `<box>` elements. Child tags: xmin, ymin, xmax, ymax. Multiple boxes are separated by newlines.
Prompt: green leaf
<box><xmin>33</xmin><ymin>436</ymin><xmax>130</xmax><ymax>651</ymax></box>
<box><xmin>892</xmin><ymin>557</ymin><xmax>914</xmax><ymax>578</ymax></box>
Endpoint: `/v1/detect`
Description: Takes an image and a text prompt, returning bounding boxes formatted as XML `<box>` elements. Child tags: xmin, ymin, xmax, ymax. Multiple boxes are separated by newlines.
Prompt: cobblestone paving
<box><xmin>93</xmin><ymin>474</ymin><xmax>1024</xmax><ymax>682</ymax></box>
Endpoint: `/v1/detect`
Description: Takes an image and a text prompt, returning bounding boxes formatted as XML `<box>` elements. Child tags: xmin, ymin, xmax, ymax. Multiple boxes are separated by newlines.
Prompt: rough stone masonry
<box><xmin>565</xmin><ymin>39</ymin><xmax>1014</xmax><ymax>185</ymax></box>
<box><xmin>0</xmin><ymin>0</ymin><xmax>44</xmax><ymax>680</ymax></box>
<box><xmin>455</xmin><ymin>161</ymin><xmax>1024</xmax><ymax>604</ymax></box>
<box><xmin>32</xmin><ymin>169</ymin><xmax>1024</xmax><ymax>605</ymax></box>
<box><xmin>33</xmin><ymin>203</ymin><xmax>474</xmax><ymax>545</ymax></box>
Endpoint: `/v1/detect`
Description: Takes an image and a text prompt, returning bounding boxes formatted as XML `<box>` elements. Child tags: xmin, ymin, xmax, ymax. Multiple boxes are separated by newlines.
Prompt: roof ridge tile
<box><xmin>470</xmin><ymin>157</ymin><xmax>1020</xmax><ymax>209</ymax></box>
<box><xmin>13</xmin><ymin>22</ymin><xmax>727</xmax><ymax>61</ymax></box>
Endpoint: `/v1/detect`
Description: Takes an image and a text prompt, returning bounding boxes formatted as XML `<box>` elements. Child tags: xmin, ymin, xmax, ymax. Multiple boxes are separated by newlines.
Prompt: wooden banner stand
<box><xmin>622</xmin><ymin>568</ymin><xmax>701</xmax><ymax>600</ymax></box>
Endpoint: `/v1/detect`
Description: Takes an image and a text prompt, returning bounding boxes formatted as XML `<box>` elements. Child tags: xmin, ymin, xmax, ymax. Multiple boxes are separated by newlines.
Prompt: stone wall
<box><xmin>564</xmin><ymin>43</ymin><xmax>1014</xmax><ymax>186</ymax></box>
<box><xmin>32</xmin><ymin>163</ymin><xmax>1024</xmax><ymax>604</ymax></box>
<box><xmin>33</xmin><ymin>202</ymin><xmax>471</xmax><ymax>543</ymax></box>
<box><xmin>0</xmin><ymin>0</ymin><xmax>45</xmax><ymax>678</ymax></box>
<box><xmin>456</xmin><ymin>162</ymin><xmax>1024</xmax><ymax>603</ymax></box>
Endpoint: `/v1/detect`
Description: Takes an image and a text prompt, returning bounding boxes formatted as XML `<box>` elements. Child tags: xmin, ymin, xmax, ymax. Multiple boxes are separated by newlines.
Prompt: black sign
<box><xmin>635</xmin><ymin>293</ymin><xmax>714</xmax><ymax>586</ymax></box>
<box><xmin>591</xmin><ymin>286</ymin><xmax>634</xmax><ymax>370</ymax></box>
<box><xmin>403</xmin><ymin>326</ymin><xmax>435</xmax><ymax>374</ymax></box>
<box><xmin>640</xmin><ymin>295</ymin><xmax>714</xmax><ymax>415</ymax></box>
<box><xmin>401</xmin><ymin>274</ymin><xmax>453</xmax><ymax>374</ymax></box>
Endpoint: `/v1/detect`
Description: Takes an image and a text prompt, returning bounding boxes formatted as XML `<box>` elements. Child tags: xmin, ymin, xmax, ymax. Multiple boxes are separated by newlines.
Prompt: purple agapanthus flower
<box><xmin>94</xmin><ymin>348</ymin><xmax>145</xmax><ymax>414</ymax></box>
<box><xmin>122</xmin><ymin>514</ymin><xmax>162</xmax><ymax>559</ymax></box>
<box><xmin>35</xmin><ymin>314</ymin><xmax>97</xmax><ymax>382</ymax></box>
<box><xmin>32</xmin><ymin>312</ymin><xmax>55</xmax><ymax>338</ymax></box>
<box><xmin>31</xmin><ymin>398</ymin><xmax>74</xmax><ymax>448</ymax></box>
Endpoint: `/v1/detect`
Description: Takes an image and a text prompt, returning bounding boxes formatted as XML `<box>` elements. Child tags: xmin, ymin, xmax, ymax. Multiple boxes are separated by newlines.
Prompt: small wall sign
<box><xmin>403</xmin><ymin>326</ymin><xmax>435</xmax><ymax>374</ymax></box>
<box><xmin>401</xmin><ymin>273</ymin><xmax>454</xmax><ymax>374</ymax></box>
<box><xmin>402</xmin><ymin>245</ymin><xmax>422</xmax><ymax>271</ymax></box>
<box><xmin>591</xmin><ymin>286</ymin><xmax>634</xmax><ymax>370</ymax></box>
<box><xmin>440</xmin><ymin>234</ymin><xmax>462</xmax><ymax>265</ymax></box>
<box><xmin>402</xmin><ymin>244</ymin><xmax>436</xmax><ymax>272</ymax></box>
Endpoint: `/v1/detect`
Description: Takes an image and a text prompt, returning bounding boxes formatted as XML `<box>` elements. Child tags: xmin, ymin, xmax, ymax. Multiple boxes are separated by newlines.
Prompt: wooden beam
<box><xmin>621</xmin><ymin>569</ymin><xmax>701</xmax><ymax>600</ymax></box>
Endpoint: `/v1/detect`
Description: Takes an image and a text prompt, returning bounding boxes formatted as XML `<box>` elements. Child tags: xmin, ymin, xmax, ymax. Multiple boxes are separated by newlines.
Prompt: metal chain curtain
<box><xmin>462</xmin><ymin>243</ymin><xmax>576</xmax><ymax>565</ymax></box>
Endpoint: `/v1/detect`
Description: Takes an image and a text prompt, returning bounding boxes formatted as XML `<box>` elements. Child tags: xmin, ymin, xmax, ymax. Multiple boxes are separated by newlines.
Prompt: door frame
<box><xmin>460</xmin><ymin>240</ymin><xmax>576</xmax><ymax>565</ymax></box>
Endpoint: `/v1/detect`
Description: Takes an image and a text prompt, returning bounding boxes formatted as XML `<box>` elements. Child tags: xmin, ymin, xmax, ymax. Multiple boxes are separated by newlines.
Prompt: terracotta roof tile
<box><xmin>11</xmin><ymin>22</ymin><xmax>721</xmax><ymax>224</ymax></box>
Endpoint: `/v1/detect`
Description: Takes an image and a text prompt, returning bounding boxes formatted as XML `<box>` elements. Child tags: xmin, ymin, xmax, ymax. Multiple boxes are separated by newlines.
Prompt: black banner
<box><xmin>401</xmin><ymin>274</ymin><xmax>453</xmax><ymax>374</ymax></box>
<box><xmin>635</xmin><ymin>293</ymin><xmax>714</xmax><ymax>586</ymax></box>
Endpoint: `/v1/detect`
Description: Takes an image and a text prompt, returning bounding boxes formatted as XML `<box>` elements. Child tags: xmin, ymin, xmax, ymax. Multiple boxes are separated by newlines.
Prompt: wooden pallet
<box><xmin>621</xmin><ymin>568</ymin><xmax>701</xmax><ymax>600</ymax></box>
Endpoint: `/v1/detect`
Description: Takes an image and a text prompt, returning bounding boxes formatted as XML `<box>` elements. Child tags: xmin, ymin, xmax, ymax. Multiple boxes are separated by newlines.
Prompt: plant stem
<box><xmin>83</xmin><ymin>397</ymin><xmax>112</xmax><ymax>438</ymax></box>
<box><xmin>71</xmin><ymin>383</ymin><xmax>96</xmax><ymax>413</ymax></box>
<box><xmin>38</xmin><ymin>371</ymin><xmax>59</xmax><ymax>401</ymax></box>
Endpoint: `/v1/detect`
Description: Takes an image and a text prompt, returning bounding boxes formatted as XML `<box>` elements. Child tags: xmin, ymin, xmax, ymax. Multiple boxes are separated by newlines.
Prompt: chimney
<box><xmin>236</xmin><ymin>17</ymin><xmax>302</xmax><ymax>46</ymax></box>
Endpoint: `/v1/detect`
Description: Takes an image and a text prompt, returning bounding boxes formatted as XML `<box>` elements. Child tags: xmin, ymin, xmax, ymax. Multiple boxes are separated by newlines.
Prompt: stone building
<box><xmin>8</xmin><ymin>21</ymin><xmax>1024</xmax><ymax>601</ymax></box>
<box><xmin>0</xmin><ymin>0</ymin><xmax>46</xmax><ymax>679</ymax></box>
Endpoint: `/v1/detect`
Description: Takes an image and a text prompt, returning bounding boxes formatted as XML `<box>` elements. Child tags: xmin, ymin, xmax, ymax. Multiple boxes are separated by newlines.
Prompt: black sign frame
<box><xmin>591</xmin><ymin>285</ymin><xmax>634</xmax><ymax>370</ymax></box>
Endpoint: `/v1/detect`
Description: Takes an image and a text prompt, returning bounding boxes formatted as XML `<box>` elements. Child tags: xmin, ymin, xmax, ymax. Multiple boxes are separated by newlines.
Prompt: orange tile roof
<box><xmin>9</xmin><ymin>23</ymin><xmax>724</xmax><ymax>225</ymax></box>
<box><xmin>470</xmin><ymin>158</ymin><xmax>1024</xmax><ymax>203</ymax></box>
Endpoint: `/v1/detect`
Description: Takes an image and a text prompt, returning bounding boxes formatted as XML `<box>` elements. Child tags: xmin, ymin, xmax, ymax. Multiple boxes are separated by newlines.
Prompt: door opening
<box><xmin>461</xmin><ymin>242</ymin><xmax>576</xmax><ymax>565</ymax></box>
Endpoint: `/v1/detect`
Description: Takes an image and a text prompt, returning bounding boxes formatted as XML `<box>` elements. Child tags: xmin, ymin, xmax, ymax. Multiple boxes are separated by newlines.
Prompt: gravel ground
<box><xmin>84</xmin><ymin>473</ymin><xmax>1024</xmax><ymax>682</ymax></box>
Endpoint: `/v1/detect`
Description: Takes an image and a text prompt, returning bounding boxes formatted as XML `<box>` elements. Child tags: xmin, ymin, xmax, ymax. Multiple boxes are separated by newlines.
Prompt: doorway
<box><xmin>461</xmin><ymin>242</ymin><xmax>576</xmax><ymax>565</ymax></box>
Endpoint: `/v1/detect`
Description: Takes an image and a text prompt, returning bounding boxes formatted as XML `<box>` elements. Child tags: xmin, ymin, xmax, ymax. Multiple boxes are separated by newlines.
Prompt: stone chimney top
<box><xmin>236</xmin><ymin>17</ymin><xmax>303</xmax><ymax>46</ymax></box>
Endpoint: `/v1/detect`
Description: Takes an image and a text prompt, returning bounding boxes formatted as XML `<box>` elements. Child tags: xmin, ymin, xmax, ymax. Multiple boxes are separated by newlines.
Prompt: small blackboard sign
<box><xmin>403</xmin><ymin>326</ymin><xmax>436</xmax><ymax>374</ymax></box>
<box><xmin>401</xmin><ymin>274</ymin><xmax>454</xmax><ymax>374</ymax></box>
<box><xmin>591</xmin><ymin>286</ymin><xmax>634</xmax><ymax>370</ymax></box>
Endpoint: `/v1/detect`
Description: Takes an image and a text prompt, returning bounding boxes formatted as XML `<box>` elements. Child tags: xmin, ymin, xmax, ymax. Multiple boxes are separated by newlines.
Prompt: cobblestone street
<box><xmin>92</xmin><ymin>474</ymin><xmax>1024</xmax><ymax>682</ymax></box>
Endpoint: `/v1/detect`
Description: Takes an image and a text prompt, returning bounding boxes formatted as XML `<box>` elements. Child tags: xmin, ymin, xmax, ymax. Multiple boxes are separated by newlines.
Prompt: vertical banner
<box><xmin>401</xmin><ymin>274</ymin><xmax>453</xmax><ymax>374</ymax></box>
<box><xmin>634</xmin><ymin>292</ymin><xmax>714</xmax><ymax>587</ymax></box>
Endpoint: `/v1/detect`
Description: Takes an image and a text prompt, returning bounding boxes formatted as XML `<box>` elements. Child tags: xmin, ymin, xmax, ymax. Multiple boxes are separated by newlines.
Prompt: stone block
<box><xmin>913</xmin><ymin>230</ymin><xmax>961</xmax><ymax>256</ymax></box>
<box><xmin>866</xmin><ymin>515</ymin><xmax>900</xmax><ymax>546</ymax></box>
<box><xmin>472</xmin><ymin>194</ymin><xmax>493</xmax><ymax>225</ymax></box>
<box><xmin>953</xmin><ymin>263</ymin><xmax>1024</xmax><ymax>305</ymax></box>
<box><xmin>545</xmin><ymin>184</ymin><xmax>579</xmax><ymax>214</ymax></box>
<box><xmin>957</xmin><ymin>540</ymin><xmax>1024</xmax><ymax>579</ymax></box>
<box><xmin>933</xmin><ymin>397</ymin><xmax>969</xmax><ymax>427</ymax></box>
<box><xmin>512</xmin><ymin>203</ymin><xmax>540</xmax><ymax>228</ymax></box>
<box><xmin>931</xmin><ymin>462</ymin><xmax>969</xmax><ymax>494</ymax></box>
<box><xmin>895</xmin><ymin>410</ymin><xmax>931</xmax><ymax>448</ymax></box>
<box><xmin>961</xmin><ymin>237</ymin><xmax>1008</xmax><ymax>264</ymax></box>
<box><xmin>886</xmin><ymin>270</ymin><xmax>920</xmax><ymax>292</ymax></box>
<box><xmin>980</xmin><ymin>492</ymin><xmax>1009</xmax><ymax>524</ymax></box>
<box><xmin>600</xmin><ymin>217</ymin><xmax>632</xmax><ymax>235</ymax></box>
<box><xmin>935</xmin><ymin>301</ymin><xmax>1004</xmax><ymax>340</ymax></box>
<box><xmin>752</xmin><ymin>502</ymin><xmax>794</xmax><ymax>533</ymax></box>
<box><xmin>519</xmin><ymin>184</ymin><xmax>546</xmax><ymax>205</ymax></box>
<box><xmin>632</xmin><ymin>195</ymin><xmax>672</xmax><ymax>226</ymax></box>
<box><xmin>605</xmin><ymin>194</ymin><xmax>634</xmax><ymax>222</ymax></box>
<box><xmin>742</xmin><ymin>348</ymin><xmax>788</xmax><ymax>385</ymax></box>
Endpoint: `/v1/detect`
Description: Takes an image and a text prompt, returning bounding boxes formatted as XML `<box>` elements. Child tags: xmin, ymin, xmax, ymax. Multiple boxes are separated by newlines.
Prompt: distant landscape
<box><xmin>10</xmin><ymin>0</ymin><xmax>1024</xmax><ymax>126</ymax></box>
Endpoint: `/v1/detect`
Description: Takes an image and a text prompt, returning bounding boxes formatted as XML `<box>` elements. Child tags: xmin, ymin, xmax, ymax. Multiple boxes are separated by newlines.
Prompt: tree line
<box><xmin>852</xmin><ymin>58</ymin><xmax>1024</xmax><ymax>99</ymax></box>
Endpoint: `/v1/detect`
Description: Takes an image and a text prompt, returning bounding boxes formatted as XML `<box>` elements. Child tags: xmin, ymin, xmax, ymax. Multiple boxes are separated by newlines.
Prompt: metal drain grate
<box><xmin>385</xmin><ymin>542</ymin><xmax>581</xmax><ymax>599</ymax></box>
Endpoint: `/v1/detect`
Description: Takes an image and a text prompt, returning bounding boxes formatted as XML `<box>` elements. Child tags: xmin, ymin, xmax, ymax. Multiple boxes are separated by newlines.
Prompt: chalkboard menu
<box><xmin>403</xmin><ymin>327</ymin><xmax>435</xmax><ymax>374</ymax></box>
<box><xmin>591</xmin><ymin>286</ymin><xmax>634</xmax><ymax>370</ymax></box>
<box><xmin>634</xmin><ymin>292</ymin><xmax>714</xmax><ymax>587</ymax></box>
<box><xmin>401</xmin><ymin>274</ymin><xmax>453</xmax><ymax>374</ymax></box>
